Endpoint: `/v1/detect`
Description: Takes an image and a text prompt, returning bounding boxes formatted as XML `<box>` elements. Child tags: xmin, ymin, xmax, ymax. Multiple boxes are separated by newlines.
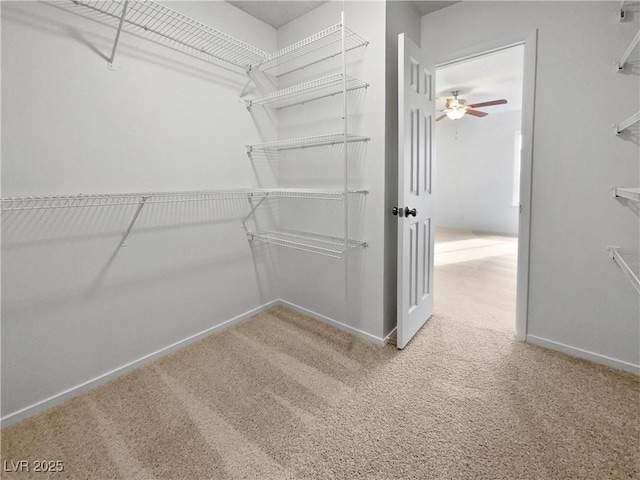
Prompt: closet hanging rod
<box><xmin>252</xmin><ymin>23</ymin><xmax>368</xmax><ymax>77</ymax></box>
<box><xmin>247</xmin><ymin>133</ymin><xmax>370</xmax><ymax>153</ymax></box>
<box><xmin>607</xmin><ymin>247</ymin><xmax>640</xmax><ymax>294</ymax></box>
<box><xmin>616</xmin><ymin>110</ymin><xmax>640</xmax><ymax>134</ymax></box>
<box><xmin>617</xmin><ymin>28</ymin><xmax>640</xmax><ymax>70</ymax></box>
<box><xmin>245</xmin><ymin>73</ymin><xmax>369</xmax><ymax>110</ymax></box>
<box><xmin>74</xmin><ymin>0</ymin><xmax>269</xmax><ymax>70</ymax></box>
<box><xmin>1</xmin><ymin>188</ymin><xmax>367</xmax><ymax>212</ymax></box>
<box><xmin>612</xmin><ymin>186</ymin><xmax>640</xmax><ymax>201</ymax></box>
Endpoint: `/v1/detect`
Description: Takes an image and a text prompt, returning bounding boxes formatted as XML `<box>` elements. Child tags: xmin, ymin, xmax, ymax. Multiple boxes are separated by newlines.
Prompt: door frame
<box><xmin>433</xmin><ymin>30</ymin><xmax>538</xmax><ymax>342</ymax></box>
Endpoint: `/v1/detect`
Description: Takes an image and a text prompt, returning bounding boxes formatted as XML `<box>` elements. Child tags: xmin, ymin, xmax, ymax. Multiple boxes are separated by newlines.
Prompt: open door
<box><xmin>396</xmin><ymin>33</ymin><xmax>435</xmax><ymax>349</ymax></box>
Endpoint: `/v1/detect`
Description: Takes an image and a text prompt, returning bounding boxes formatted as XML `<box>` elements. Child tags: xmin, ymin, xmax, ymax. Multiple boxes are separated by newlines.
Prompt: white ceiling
<box><xmin>436</xmin><ymin>45</ymin><xmax>525</xmax><ymax>115</ymax></box>
<box><xmin>226</xmin><ymin>1</ymin><xmax>329</xmax><ymax>29</ymax></box>
<box><xmin>226</xmin><ymin>1</ymin><xmax>458</xmax><ymax>29</ymax></box>
<box><xmin>412</xmin><ymin>1</ymin><xmax>458</xmax><ymax>17</ymax></box>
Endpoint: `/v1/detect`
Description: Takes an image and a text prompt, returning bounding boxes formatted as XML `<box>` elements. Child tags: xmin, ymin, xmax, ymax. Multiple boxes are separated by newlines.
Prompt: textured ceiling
<box><xmin>226</xmin><ymin>1</ymin><xmax>458</xmax><ymax>29</ymax></box>
<box><xmin>436</xmin><ymin>45</ymin><xmax>525</xmax><ymax>115</ymax></box>
<box><xmin>226</xmin><ymin>1</ymin><xmax>328</xmax><ymax>29</ymax></box>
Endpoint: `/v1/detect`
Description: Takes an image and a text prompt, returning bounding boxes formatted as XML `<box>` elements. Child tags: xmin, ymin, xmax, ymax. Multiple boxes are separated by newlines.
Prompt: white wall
<box><xmin>1</xmin><ymin>1</ymin><xmax>278</xmax><ymax>422</ymax></box>
<box><xmin>274</xmin><ymin>1</ymin><xmax>388</xmax><ymax>340</ymax></box>
<box><xmin>435</xmin><ymin>110</ymin><xmax>521</xmax><ymax>235</ymax></box>
<box><xmin>423</xmin><ymin>1</ymin><xmax>640</xmax><ymax>372</ymax></box>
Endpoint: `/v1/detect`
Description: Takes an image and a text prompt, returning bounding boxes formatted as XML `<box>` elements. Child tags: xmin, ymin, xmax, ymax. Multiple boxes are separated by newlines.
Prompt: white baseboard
<box><xmin>2</xmin><ymin>299</ymin><xmax>387</xmax><ymax>428</ymax></box>
<box><xmin>276</xmin><ymin>299</ymin><xmax>387</xmax><ymax>347</ymax></box>
<box><xmin>1</xmin><ymin>301</ymin><xmax>278</xmax><ymax>429</ymax></box>
<box><xmin>526</xmin><ymin>334</ymin><xmax>640</xmax><ymax>375</ymax></box>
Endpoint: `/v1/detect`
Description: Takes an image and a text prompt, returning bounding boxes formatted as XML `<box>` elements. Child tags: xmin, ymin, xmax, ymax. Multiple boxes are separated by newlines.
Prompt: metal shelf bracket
<box><xmin>617</xmin><ymin>28</ymin><xmax>640</xmax><ymax>71</ymax></box>
<box><xmin>607</xmin><ymin>246</ymin><xmax>640</xmax><ymax>294</ymax></box>
<box><xmin>611</xmin><ymin>186</ymin><xmax>640</xmax><ymax>201</ymax></box>
<box><xmin>120</xmin><ymin>195</ymin><xmax>148</xmax><ymax>246</ymax></box>
<box><xmin>241</xmin><ymin>195</ymin><xmax>267</xmax><ymax>232</ymax></box>
<box><xmin>108</xmin><ymin>0</ymin><xmax>129</xmax><ymax>69</ymax></box>
<box><xmin>615</xmin><ymin>111</ymin><xmax>640</xmax><ymax>134</ymax></box>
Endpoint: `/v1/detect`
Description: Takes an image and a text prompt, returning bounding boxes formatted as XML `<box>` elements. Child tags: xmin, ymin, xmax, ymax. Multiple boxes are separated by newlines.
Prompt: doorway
<box><xmin>434</xmin><ymin>44</ymin><xmax>525</xmax><ymax>336</ymax></box>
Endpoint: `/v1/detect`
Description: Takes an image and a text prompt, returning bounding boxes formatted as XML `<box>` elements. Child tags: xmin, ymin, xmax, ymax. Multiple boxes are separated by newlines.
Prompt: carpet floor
<box><xmin>2</xmin><ymin>229</ymin><xmax>639</xmax><ymax>479</ymax></box>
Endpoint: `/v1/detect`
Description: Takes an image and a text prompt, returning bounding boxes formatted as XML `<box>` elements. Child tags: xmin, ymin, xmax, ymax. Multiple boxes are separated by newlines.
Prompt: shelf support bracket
<box><xmin>120</xmin><ymin>195</ymin><xmax>148</xmax><ymax>246</ymax></box>
<box><xmin>108</xmin><ymin>0</ymin><xmax>129</xmax><ymax>69</ymax></box>
<box><xmin>617</xmin><ymin>28</ymin><xmax>640</xmax><ymax>71</ymax></box>
<box><xmin>241</xmin><ymin>61</ymin><xmax>264</xmax><ymax>97</ymax></box>
<box><xmin>607</xmin><ymin>246</ymin><xmax>640</xmax><ymax>294</ymax></box>
<box><xmin>241</xmin><ymin>194</ymin><xmax>267</xmax><ymax>232</ymax></box>
<box><xmin>615</xmin><ymin>110</ymin><xmax>640</xmax><ymax>134</ymax></box>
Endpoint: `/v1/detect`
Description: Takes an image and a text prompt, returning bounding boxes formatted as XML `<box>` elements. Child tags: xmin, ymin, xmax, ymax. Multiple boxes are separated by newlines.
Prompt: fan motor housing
<box><xmin>446</xmin><ymin>97</ymin><xmax>466</xmax><ymax>109</ymax></box>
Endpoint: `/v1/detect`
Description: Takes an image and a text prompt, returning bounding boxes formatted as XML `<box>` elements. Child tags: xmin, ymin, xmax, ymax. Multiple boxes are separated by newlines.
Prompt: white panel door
<box><xmin>396</xmin><ymin>33</ymin><xmax>435</xmax><ymax>349</ymax></box>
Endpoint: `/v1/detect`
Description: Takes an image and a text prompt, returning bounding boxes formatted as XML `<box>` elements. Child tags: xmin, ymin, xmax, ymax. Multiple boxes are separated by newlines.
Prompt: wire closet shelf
<box><xmin>247</xmin><ymin>230</ymin><xmax>367</xmax><ymax>259</ymax></box>
<box><xmin>247</xmin><ymin>133</ymin><xmax>370</xmax><ymax>153</ymax></box>
<box><xmin>74</xmin><ymin>1</ymin><xmax>369</xmax><ymax>76</ymax></box>
<box><xmin>0</xmin><ymin>188</ymin><xmax>368</xmax><ymax>212</ymax></box>
<box><xmin>74</xmin><ymin>0</ymin><xmax>269</xmax><ymax>70</ymax></box>
<box><xmin>251</xmin><ymin>23</ymin><xmax>368</xmax><ymax>77</ymax></box>
<box><xmin>245</xmin><ymin>73</ymin><xmax>369</xmax><ymax>109</ymax></box>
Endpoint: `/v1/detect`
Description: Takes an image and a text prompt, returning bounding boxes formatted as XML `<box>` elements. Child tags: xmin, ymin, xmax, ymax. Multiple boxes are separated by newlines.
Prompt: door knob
<box><xmin>392</xmin><ymin>207</ymin><xmax>399</xmax><ymax>216</ymax></box>
<box><xmin>404</xmin><ymin>207</ymin><xmax>417</xmax><ymax>217</ymax></box>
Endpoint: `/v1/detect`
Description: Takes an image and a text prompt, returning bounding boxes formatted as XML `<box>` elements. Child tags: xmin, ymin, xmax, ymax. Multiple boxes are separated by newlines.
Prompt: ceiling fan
<box><xmin>437</xmin><ymin>90</ymin><xmax>507</xmax><ymax>121</ymax></box>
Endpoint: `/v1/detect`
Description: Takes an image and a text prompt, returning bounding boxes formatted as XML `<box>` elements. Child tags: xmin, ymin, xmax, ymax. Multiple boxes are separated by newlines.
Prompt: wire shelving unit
<box><xmin>243</xmin><ymin>11</ymin><xmax>369</xmax><ymax>333</ymax></box>
<box><xmin>247</xmin><ymin>133</ymin><xmax>370</xmax><ymax>153</ymax></box>
<box><xmin>0</xmin><ymin>188</ymin><xmax>368</xmax><ymax>212</ymax></box>
<box><xmin>251</xmin><ymin>23</ymin><xmax>368</xmax><ymax>77</ymax></box>
<box><xmin>75</xmin><ymin>1</ymin><xmax>370</xmax><ymax>81</ymax></box>
<box><xmin>245</xmin><ymin>73</ymin><xmax>369</xmax><ymax>109</ymax></box>
<box><xmin>247</xmin><ymin>230</ymin><xmax>367</xmax><ymax>259</ymax></box>
<box><xmin>0</xmin><ymin>189</ymin><xmax>256</xmax><ymax>211</ymax></box>
<box><xmin>1</xmin><ymin>188</ymin><xmax>367</xmax><ymax>248</ymax></box>
<box><xmin>609</xmin><ymin>15</ymin><xmax>640</xmax><ymax>295</ymax></box>
<box><xmin>74</xmin><ymin>0</ymin><xmax>269</xmax><ymax>70</ymax></box>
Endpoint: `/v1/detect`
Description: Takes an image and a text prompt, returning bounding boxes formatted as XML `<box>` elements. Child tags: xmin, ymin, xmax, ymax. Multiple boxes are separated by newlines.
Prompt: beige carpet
<box><xmin>2</xmin><ymin>229</ymin><xmax>639</xmax><ymax>479</ymax></box>
<box><xmin>435</xmin><ymin>227</ymin><xmax>519</xmax><ymax>335</ymax></box>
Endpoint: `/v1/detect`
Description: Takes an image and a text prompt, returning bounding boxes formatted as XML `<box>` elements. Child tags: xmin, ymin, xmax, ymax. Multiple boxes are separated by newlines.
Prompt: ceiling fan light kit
<box><xmin>438</xmin><ymin>90</ymin><xmax>507</xmax><ymax>121</ymax></box>
<box><xmin>446</xmin><ymin>109</ymin><xmax>466</xmax><ymax>120</ymax></box>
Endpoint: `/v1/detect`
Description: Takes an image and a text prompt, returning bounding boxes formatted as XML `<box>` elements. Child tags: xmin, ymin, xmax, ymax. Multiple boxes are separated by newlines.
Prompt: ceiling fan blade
<box><xmin>465</xmin><ymin>109</ymin><xmax>488</xmax><ymax>118</ymax></box>
<box><xmin>436</xmin><ymin>113</ymin><xmax>448</xmax><ymax>121</ymax></box>
<box><xmin>467</xmin><ymin>99</ymin><xmax>507</xmax><ymax>108</ymax></box>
